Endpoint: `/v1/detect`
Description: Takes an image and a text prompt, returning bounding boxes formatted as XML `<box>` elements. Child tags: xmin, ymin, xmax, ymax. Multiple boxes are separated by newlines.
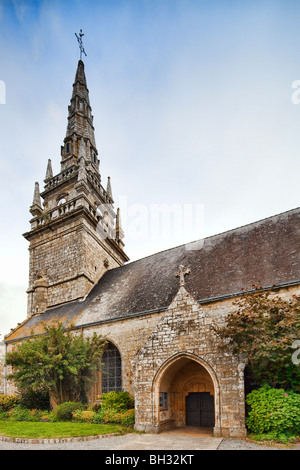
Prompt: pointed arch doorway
<box><xmin>153</xmin><ymin>353</ymin><xmax>219</xmax><ymax>433</ymax></box>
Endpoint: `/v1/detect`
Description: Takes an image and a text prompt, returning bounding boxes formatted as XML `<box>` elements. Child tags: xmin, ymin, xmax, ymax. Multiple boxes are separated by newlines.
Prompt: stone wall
<box><xmin>5</xmin><ymin>284</ymin><xmax>299</xmax><ymax>438</ymax></box>
<box><xmin>131</xmin><ymin>285</ymin><xmax>246</xmax><ymax>437</ymax></box>
<box><xmin>26</xmin><ymin>214</ymin><xmax>125</xmax><ymax>315</ymax></box>
<box><xmin>78</xmin><ymin>285</ymin><xmax>248</xmax><ymax>437</ymax></box>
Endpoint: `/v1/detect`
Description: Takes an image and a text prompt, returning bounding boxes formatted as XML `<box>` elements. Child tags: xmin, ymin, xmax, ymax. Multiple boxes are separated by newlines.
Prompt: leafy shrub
<box><xmin>100</xmin><ymin>391</ymin><xmax>134</xmax><ymax>411</ymax></box>
<box><xmin>94</xmin><ymin>407</ymin><xmax>135</xmax><ymax>425</ymax></box>
<box><xmin>72</xmin><ymin>409</ymin><xmax>96</xmax><ymax>423</ymax></box>
<box><xmin>92</xmin><ymin>410</ymin><xmax>106</xmax><ymax>424</ymax></box>
<box><xmin>40</xmin><ymin>411</ymin><xmax>56</xmax><ymax>422</ymax></box>
<box><xmin>119</xmin><ymin>408</ymin><xmax>135</xmax><ymax>425</ymax></box>
<box><xmin>100</xmin><ymin>407</ymin><xmax>121</xmax><ymax>423</ymax></box>
<box><xmin>55</xmin><ymin>402</ymin><xmax>83</xmax><ymax>421</ymax></box>
<box><xmin>8</xmin><ymin>406</ymin><xmax>43</xmax><ymax>422</ymax></box>
<box><xmin>0</xmin><ymin>410</ymin><xmax>9</xmax><ymax>420</ymax></box>
<box><xmin>0</xmin><ymin>394</ymin><xmax>20</xmax><ymax>411</ymax></box>
<box><xmin>19</xmin><ymin>388</ymin><xmax>50</xmax><ymax>411</ymax></box>
<box><xmin>246</xmin><ymin>385</ymin><xmax>300</xmax><ymax>439</ymax></box>
<box><xmin>88</xmin><ymin>402</ymin><xmax>101</xmax><ymax>412</ymax></box>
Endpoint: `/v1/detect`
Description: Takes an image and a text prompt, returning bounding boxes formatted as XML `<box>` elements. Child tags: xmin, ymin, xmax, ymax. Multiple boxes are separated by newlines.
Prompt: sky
<box><xmin>0</xmin><ymin>0</ymin><xmax>300</xmax><ymax>338</ymax></box>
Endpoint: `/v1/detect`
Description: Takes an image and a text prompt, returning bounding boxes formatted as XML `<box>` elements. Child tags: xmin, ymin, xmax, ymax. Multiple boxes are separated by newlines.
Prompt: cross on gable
<box><xmin>175</xmin><ymin>265</ymin><xmax>190</xmax><ymax>286</ymax></box>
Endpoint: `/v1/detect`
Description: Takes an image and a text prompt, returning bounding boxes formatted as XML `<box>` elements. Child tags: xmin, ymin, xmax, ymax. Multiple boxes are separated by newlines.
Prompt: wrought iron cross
<box><xmin>175</xmin><ymin>265</ymin><xmax>190</xmax><ymax>286</ymax></box>
<box><xmin>75</xmin><ymin>29</ymin><xmax>87</xmax><ymax>60</ymax></box>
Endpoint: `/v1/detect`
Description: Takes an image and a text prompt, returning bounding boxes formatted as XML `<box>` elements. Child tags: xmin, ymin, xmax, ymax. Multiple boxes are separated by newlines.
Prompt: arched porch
<box><xmin>152</xmin><ymin>353</ymin><xmax>221</xmax><ymax>435</ymax></box>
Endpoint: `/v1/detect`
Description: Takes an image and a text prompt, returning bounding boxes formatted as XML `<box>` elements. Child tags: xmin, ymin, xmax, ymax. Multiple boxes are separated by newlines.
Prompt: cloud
<box><xmin>12</xmin><ymin>0</ymin><xmax>29</xmax><ymax>23</ymax></box>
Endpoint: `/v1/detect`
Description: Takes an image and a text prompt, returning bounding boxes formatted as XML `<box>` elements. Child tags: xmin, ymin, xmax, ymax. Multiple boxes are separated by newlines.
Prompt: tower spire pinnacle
<box><xmin>106</xmin><ymin>176</ymin><xmax>113</xmax><ymax>202</ymax></box>
<box><xmin>32</xmin><ymin>181</ymin><xmax>41</xmax><ymax>207</ymax></box>
<box><xmin>61</xmin><ymin>59</ymin><xmax>98</xmax><ymax>172</ymax></box>
<box><xmin>29</xmin><ymin>181</ymin><xmax>42</xmax><ymax>217</ymax></box>
<box><xmin>116</xmin><ymin>207</ymin><xmax>125</xmax><ymax>245</ymax></box>
<box><xmin>44</xmin><ymin>159</ymin><xmax>53</xmax><ymax>182</ymax></box>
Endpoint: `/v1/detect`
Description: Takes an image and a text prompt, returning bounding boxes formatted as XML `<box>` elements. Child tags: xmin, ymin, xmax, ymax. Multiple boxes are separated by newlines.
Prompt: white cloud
<box><xmin>12</xmin><ymin>0</ymin><xmax>29</xmax><ymax>23</ymax></box>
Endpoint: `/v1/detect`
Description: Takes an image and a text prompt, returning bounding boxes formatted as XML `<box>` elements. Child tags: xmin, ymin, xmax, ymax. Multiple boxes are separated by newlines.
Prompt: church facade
<box><xmin>4</xmin><ymin>60</ymin><xmax>300</xmax><ymax>438</ymax></box>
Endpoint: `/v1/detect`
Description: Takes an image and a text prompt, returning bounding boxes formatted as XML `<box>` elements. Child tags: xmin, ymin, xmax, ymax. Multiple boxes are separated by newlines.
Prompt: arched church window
<box><xmin>101</xmin><ymin>343</ymin><xmax>122</xmax><ymax>394</ymax></box>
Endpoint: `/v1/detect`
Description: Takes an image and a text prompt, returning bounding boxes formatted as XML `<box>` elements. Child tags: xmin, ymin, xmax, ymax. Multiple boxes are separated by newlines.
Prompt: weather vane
<box><xmin>75</xmin><ymin>29</ymin><xmax>87</xmax><ymax>60</ymax></box>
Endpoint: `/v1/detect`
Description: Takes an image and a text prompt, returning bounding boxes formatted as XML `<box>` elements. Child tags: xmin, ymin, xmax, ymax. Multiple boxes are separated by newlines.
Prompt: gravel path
<box><xmin>0</xmin><ymin>433</ymin><xmax>299</xmax><ymax>450</ymax></box>
<box><xmin>218</xmin><ymin>438</ymin><xmax>300</xmax><ymax>450</ymax></box>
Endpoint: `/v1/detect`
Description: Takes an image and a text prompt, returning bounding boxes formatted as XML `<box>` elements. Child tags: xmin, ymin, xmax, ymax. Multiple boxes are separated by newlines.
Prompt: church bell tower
<box><xmin>23</xmin><ymin>59</ymin><xmax>129</xmax><ymax>317</ymax></box>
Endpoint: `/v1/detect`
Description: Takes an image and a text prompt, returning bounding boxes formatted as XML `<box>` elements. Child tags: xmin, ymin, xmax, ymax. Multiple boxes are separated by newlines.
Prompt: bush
<box><xmin>246</xmin><ymin>385</ymin><xmax>300</xmax><ymax>440</ymax></box>
<box><xmin>119</xmin><ymin>408</ymin><xmax>135</xmax><ymax>425</ymax></box>
<box><xmin>94</xmin><ymin>407</ymin><xmax>135</xmax><ymax>425</ymax></box>
<box><xmin>55</xmin><ymin>402</ymin><xmax>83</xmax><ymax>421</ymax></box>
<box><xmin>100</xmin><ymin>391</ymin><xmax>134</xmax><ymax>411</ymax></box>
<box><xmin>19</xmin><ymin>388</ymin><xmax>50</xmax><ymax>411</ymax></box>
<box><xmin>40</xmin><ymin>411</ymin><xmax>56</xmax><ymax>422</ymax></box>
<box><xmin>0</xmin><ymin>394</ymin><xmax>20</xmax><ymax>411</ymax></box>
<box><xmin>72</xmin><ymin>409</ymin><xmax>96</xmax><ymax>423</ymax></box>
<box><xmin>8</xmin><ymin>406</ymin><xmax>43</xmax><ymax>422</ymax></box>
<box><xmin>0</xmin><ymin>410</ymin><xmax>9</xmax><ymax>420</ymax></box>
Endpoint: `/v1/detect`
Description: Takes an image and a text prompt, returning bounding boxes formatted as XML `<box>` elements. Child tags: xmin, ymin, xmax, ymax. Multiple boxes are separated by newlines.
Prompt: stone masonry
<box><xmin>132</xmin><ymin>284</ymin><xmax>246</xmax><ymax>437</ymax></box>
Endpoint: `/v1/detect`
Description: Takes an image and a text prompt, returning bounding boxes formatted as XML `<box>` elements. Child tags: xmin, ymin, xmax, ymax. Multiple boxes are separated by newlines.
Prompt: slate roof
<box><xmin>5</xmin><ymin>207</ymin><xmax>300</xmax><ymax>342</ymax></box>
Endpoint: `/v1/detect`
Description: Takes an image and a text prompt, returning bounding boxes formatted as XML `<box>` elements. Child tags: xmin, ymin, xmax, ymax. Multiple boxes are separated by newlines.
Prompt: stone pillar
<box><xmin>32</xmin><ymin>276</ymin><xmax>48</xmax><ymax>315</ymax></box>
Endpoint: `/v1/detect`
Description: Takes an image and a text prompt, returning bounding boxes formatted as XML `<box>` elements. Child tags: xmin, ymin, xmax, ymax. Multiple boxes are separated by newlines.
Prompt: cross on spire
<box><xmin>175</xmin><ymin>265</ymin><xmax>190</xmax><ymax>287</ymax></box>
<box><xmin>75</xmin><ymin>29</ymin><xmax>87</xmax><ymax>60</ymax></box>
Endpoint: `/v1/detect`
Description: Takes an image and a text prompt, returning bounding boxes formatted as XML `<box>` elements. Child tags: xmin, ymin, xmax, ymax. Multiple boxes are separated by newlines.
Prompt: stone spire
<box><xmin>32</xmin><ymin>182</ymin><xmax>41</xmax><ymax>207</ymax></box>
<box><xmin>116</xmin><ymin>207</ymin><xmax>125</xmax><ymax>245</ymax></box>
<box><xmin>44</xmin><ymin>159</ymin><xmax>53</xmax><ymax>182</ymax></box>
<box><xmin>61</xmin><ymin>60</ymin><xmax>98</xmax><ymax>172</ymax></box>
<box><xmin>30</xmin><ymin>182</ymin><xmax>42</xmax><ymax>216</ymax></box>
<box><xmin>106</xmin><ymin>176</ymin><xmax>113</xmax><ymax>201</ymax></box>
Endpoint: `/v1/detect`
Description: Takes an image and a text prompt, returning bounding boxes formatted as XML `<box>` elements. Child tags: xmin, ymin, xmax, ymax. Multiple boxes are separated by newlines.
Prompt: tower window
<box><xmin>66</xmin><ymin>143</ymin><xmax>70</xmax><ymax>154</ymax></box>
<box><xmin>93</xmin><ymin>152</ymin><xmax>97</xmax><ymax>163</ymax></box>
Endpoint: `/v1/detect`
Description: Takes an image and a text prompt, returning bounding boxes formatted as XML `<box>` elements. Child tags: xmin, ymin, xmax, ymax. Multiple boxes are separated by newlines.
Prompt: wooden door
<box><xmin>186</xmin><ymin>392</ymin><xmax>214</xmax><ymax>427</ymax></box>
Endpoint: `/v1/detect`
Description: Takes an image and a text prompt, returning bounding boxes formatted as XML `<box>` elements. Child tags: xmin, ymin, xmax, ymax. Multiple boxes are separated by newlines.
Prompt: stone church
<box><xmin>4</xmin><ymin>60</ymin><xmax>300</xmax><ymax>438</ymax></box>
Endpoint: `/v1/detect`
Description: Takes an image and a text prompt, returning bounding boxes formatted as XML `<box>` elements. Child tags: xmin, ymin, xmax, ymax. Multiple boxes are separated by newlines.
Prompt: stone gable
<box><xmin>133</xmin><ymin>285</ymin><xmax>246</xmax><ymax>437</ymax></box>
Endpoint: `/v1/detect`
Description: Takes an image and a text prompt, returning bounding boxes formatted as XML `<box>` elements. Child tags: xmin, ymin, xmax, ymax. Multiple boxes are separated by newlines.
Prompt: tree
<box><xmin>6</xmin><ymin>323</ymin><xmax>106</xmax><ymax>405</ymax></box>
<box><xmin>215</xmin><ymin>290</ymin><xmax>300</xmax><ymax>392</ymax></box>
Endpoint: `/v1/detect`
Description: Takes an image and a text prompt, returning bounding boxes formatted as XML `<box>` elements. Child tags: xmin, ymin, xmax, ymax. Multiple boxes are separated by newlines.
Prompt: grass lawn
<box><xmin>0</xmin><ymin>421</ymin><xmax>126</xmax><ymax>439</ymax></box>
